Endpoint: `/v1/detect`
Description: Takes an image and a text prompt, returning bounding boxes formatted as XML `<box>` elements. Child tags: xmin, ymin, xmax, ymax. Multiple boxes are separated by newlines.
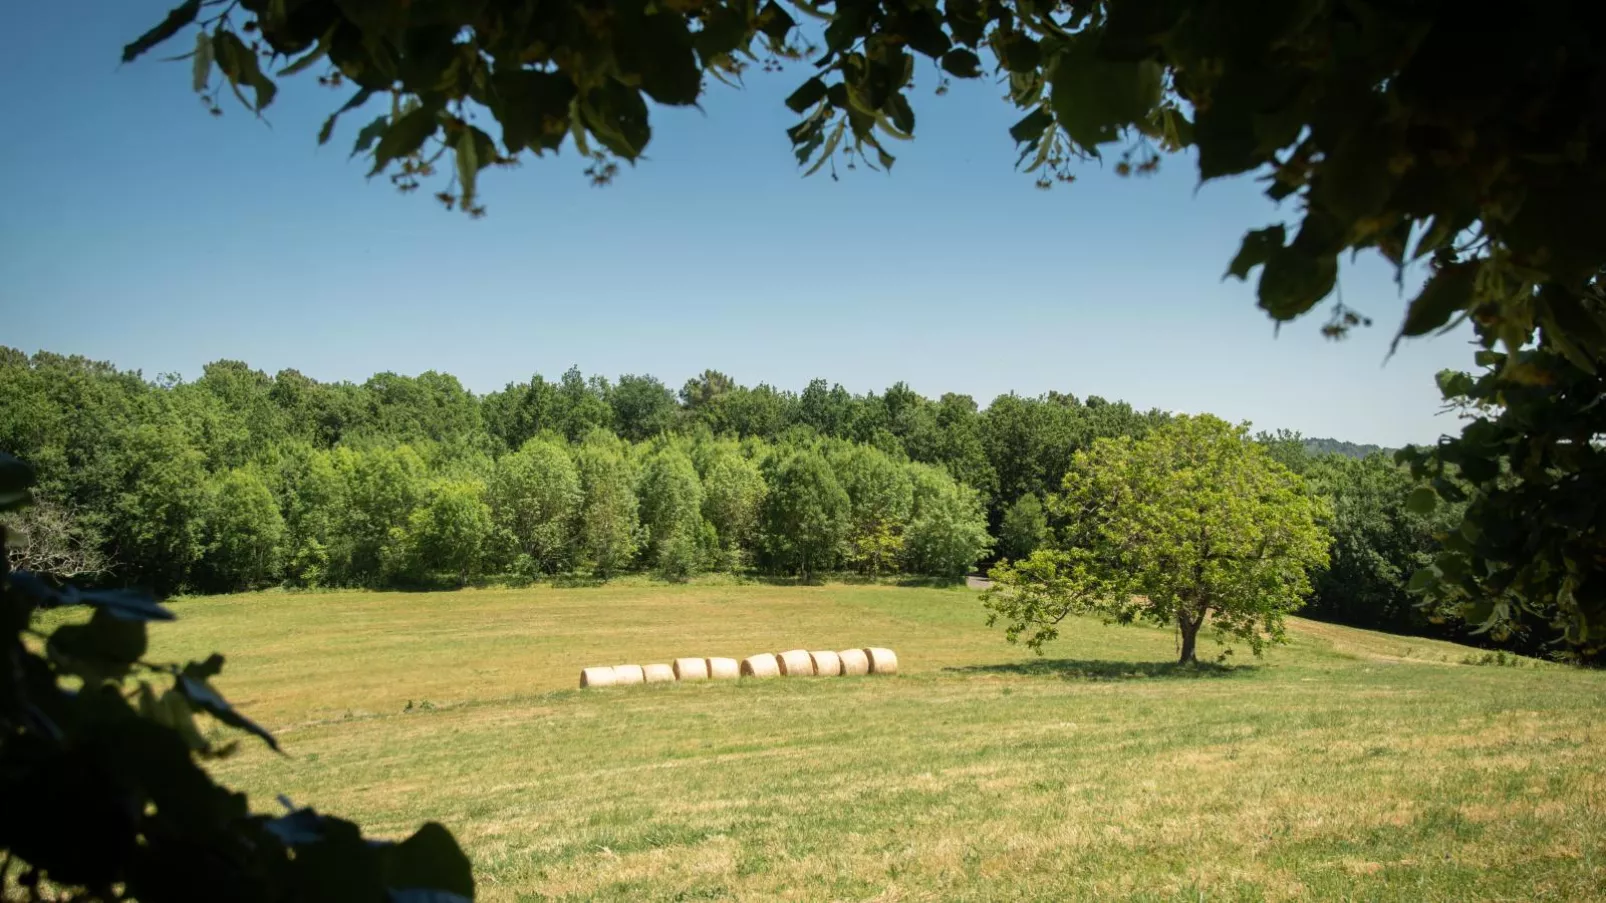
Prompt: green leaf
<box><xmin>177</xmin><ymin>674</ymin><xmax>280</xmax><ymax>752</ymax></box>
<box><xmin>886</xmin><ymin>93</ymin><xmax>916</xmax><ymax>135</ymax></box>
<box><xmin>277</xmin><ymin>25</ymin><xmax>333</xmax><ymax>77</ymax></box>
<box><xmin>1049</xmin><ymin>38</ymin><xmax>1163</xmax><ymax>152</ymax></box>
<box><xmin>351</xmin><ymin>115</ymin><xmax>389</xmax><ymax>157</ymax></box>
<box><xmin>122</xmin><ymin>0</ymin><xmax>201</xmax><ymax>63</ymax></box>
<box><xmin>0</xmin><ymin>453</ymin><xmax>35</xmax><ymax>511</ymax></box>
<box><xmin>993</xmin><ymin>31</ymin><xmax>1041</xmax><ymax>74</ymax></box>
<box><xmin>191</xmin><ymin>30</ymin><xmax>213</xmax><ymax>93</ymax></box>
<box><xmin>1009</xmin><ymin>107</ymin><xmax>1053</xmax><ymax>145</ymax></box>
<box><xmin>786</xmin><ymin>78</ymin><xmax>829</xmax><ymax>114</ymax></box>
<box><xmin>1224</xmin><ymin>225</ymin><xmax>1286</xmax><ymax>281</ymax></box>
<box><xmin>384</xmin><ymin>823</ymin><xmax>475</xmax><ymax>899</ymax></box>
<box><xmin>1435</xmin><ymin>370</ymin><xmax>1475</xmax><ymax>399</ymax></box>
<box><xmin>1406</xmin><ymin>486</ymin><xmax>1439</xmax><ymax>514</ymax></box>
<box><xmin>48</xmin><ymin>609</ymin><xmax>148</xmax><ymax>683</ymax></box>
<box><xmin>369</xmin><ymin>104</ymin><xmax>441</xmax><ymax>176</ymax></box>
<box><xmin>694</xmin><ymin>6</ymin><xmax>750</xmax><ymax>61</ymax></box>
<box><xmin>1401</xmin><ymin>260</ymin><xmax>1478</xmax><ymax>337</ymax></box>
<box><xmin>803</xmin><ymin>120</ymin><xmax>845</xmax><ymax>175</ymax></box>
<box><xmin>617</xmin><ymin>12</ymin><xmax>701</xmax><ymax>106</ymax></box>
<box><xmin>579</xmin><ymin>81</ymin><xmax>652</xmax><ymax>160</ymax></box>
<box><xmin>756</xmin><ymin>1</ymin><xmax>797</xmax><ymax>43</ymax></box>
<box><xmin>455</xmin><ymin>127</ymin><xmax>479</xmax><ymax>208</ymax></box>
<box><xmin>1406</xmin><ymin>566</ymin><xmax>1437</xmax><ymax>593</ymax></box>
<box><xmin>490</xmin><ymin>68</ymin><xmax>577</xmax><ymax>154</ymax></box>
<box><xmin>62</xmin><ymin>586</ymin><xmax>175</xmax><ymax>622</ymax></box>
<box><xmin>941</xmin><ymin>49</ymin><xmax>983</xmax><ymax>79</ymax></box>
<box><xmin>1256</xmin><ymin>247</ymin><xmax>1337</xmax><ymax>320</ymax></box>
<box><xmin>319</xmin><ymin>88</ymin><xmax>375</xmax><ymax>146</ymax></box>
<box><xmin>213</xmin><ymin>30</ymin><xmax>278</xmax><ymax>112</ymax></box>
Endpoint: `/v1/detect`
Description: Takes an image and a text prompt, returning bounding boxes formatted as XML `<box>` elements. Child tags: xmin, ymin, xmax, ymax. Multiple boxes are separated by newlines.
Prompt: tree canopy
<box><xmin>125</xmin><ymin>0</ymin><xmax>1606</xmax><ymax>650</ymax></box>
<box><xmin>984</xmin><ymin>415</ymin><xmax>1331</xmax><ymax>663</ymax></box>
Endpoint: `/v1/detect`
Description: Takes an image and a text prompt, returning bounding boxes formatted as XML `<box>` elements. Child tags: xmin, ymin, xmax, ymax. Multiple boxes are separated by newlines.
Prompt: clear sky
<box><xmin>0</xmin><ymin>3</ymin><xmax>1477</xmax><ymax>447</ymax></box>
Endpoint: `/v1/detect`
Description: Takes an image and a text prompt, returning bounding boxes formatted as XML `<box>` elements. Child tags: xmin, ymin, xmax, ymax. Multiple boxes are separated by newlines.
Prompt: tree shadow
<box><xmin>944</xmin><ymin>659</ymin><xmax>1257</xmax><ymax>681</ymax></box>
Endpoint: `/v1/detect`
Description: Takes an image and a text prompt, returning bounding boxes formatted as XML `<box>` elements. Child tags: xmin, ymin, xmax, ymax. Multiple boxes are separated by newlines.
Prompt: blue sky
<box><xmin>0</xmin><ymin>3</ymin><xmax>1476</xmax><ymax>446</ymax></box>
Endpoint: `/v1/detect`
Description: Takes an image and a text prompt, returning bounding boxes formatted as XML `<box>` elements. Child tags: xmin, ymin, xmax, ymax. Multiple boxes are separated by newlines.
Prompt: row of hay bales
<box><xmin>579</xmin><ymin>647</ymin><xmax>897</xmax><ymax>688</ymax></box>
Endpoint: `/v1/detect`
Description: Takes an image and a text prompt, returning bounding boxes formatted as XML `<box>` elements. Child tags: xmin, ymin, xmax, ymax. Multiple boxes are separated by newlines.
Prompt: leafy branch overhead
<box><xmin>126</xmin><ymin>0</ymin><xmax>1606</xmax><ymax>647</ymax></box>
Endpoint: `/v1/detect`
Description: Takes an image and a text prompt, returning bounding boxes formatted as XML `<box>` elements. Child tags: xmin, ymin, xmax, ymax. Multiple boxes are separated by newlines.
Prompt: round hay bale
<box><xmin>706</xmin><ymin>657</ymin><xmax>740</xmax><ymax>680</ymax></box>
<box><xmin>612</xmin><ymin>664</ymin><xmax>646</xmax><ymax>685</ymax></box>
<box><xmin>777</xmin><ymin>649</ymin><xmax>815</xmax><ymax>676</ymax></box>
<box><xmin>643</xmin><ymin>663</ymin><xmax>675</xmax><ymax>683</ymax></box>
<box><xmin>673</xmin><ymin>657</ymin><xmax>709</xmax><ymax>681</ymax></box>
<box><xmin>580</xmin><ymin>666</ymin><xmax>617</xmax><ymax>689</ymax></box>
<box><xmin>809</xmin><ymin>650</ymin><xmax>843</xmax><ymax>676</ymax></box>
<box><xmin>837</xmin><ymin>648</ymin><xmax>870</xmax><ymax>676</ymax></box>
<box><xmin>864</xmin><ymin>647</ymin><xmax>898</xmax><ymax>675</ymax></box>
<box><xmin>740</xmin><ymin>653</ymin><xmax>781</xmax><ymax>678</ymax></box>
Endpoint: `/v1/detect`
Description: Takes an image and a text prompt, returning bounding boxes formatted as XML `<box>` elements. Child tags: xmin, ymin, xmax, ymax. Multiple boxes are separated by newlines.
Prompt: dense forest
<box><xmin>0</xmin><ymin>347</ymin><xmax>1520</xmax><ymax>651</ymax></box>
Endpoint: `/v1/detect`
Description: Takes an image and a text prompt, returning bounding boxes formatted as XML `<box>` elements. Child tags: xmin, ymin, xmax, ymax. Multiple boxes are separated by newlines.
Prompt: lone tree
<box><xmin>123</xmin><ymin>1</ymin><xmax>1606</xmax><ymax>648</ymax></box>
<box><xmin>983</xmin><ymin>415</ymin><xmax>1330</xmax><ymax>664</ymax></box>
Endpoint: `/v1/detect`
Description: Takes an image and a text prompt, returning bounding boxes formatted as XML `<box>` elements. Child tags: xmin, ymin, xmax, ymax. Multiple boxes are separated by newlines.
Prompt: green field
<box><xmin>148</xmin><ymin>582</ymin><xmax>1606</xmax><ymax>902</ymax></box>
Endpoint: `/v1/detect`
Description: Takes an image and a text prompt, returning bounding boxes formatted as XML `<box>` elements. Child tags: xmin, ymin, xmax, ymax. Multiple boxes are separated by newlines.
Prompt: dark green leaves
<box><xmin>993</xmin><ymin>32</ymin><xmax>1042</xmax><ymax>74</ymax></box>
<box><xmin>941</xmin><ymin>49</ymin><xmax>983</xmax><ymax>79</ymax></box>
<box><xmin>0</xmin><ymin>452</ymin><xmax>34</xmax><ymax>511</ymax></box>
<box><xmin>48</xmin><ymin>609</ymin><xmax>148</xmax><ymax>683</ymax></box>
<box><xmin>121</xmin><ymin>0</ymin><xmax>200</xmax><ymax>63</ymax></box>
<box><xmin>1009</xmin><ymin>107</ymin><xmax>1054</xmax><ymax>145</ymax></box>
<box><xmin>319</xmin><ymin>88</ymin><xmax>376</xmax><ymax>146</ymax></box>
<box><xmin>756</xmin><ymin>1</ymin><xmax>797</xmax><ymax>43</ymax></box>
<box><xmin>384</xmin><ymin>822</ymin><xmax>475</xmax><ymax>900</ymax></box>
<box><xmin>1257</xmin><ymin>247</ymin><xmax>1337</xmax><ymax>319</ymax></box>
<box><xmin>489</xmin><ymin>68</ymin><xmax>575</xmax><ymax>154</ymax></box>
<box><xmin>1049</xmin><ymin>38</ymin><xmax>1163</xmax><ymax>152</ymax></box>
<box><xmin>177</xmin><ymin>673</ymin><xmax>281</xmax><ymax>752</ymax></box>
<box><xmin>370</xmin><ymin>105</ymin><xmax>442</xmax><ymax>176</ymax></box>
<box><xmin>786</xmin><ymin>77</ymin><xmax>828</xmax><ymax>114</ymax></box>
<box><xmin>1401</xmin><ymin>260</ymin><xmax>1478</xmax><ymax>337</ymax></box>
<box><xmin>213</xmin><ymin>30</ymin><xmax>278</xmax><ymax>113</ymax></box>
<box><xmin>191</xmin><ymin>31</ymin><xmax>213</xmax><ymax>93</ymax></box>
<box><xmin>1225</xmin><ymin>225</ymin><xmax>1286</xmax><ymax>281</ymax></box>
<box><xmin>580</xmin><ymin>82</ymin><xmax>652</xmax><ymax>160</ymax></box>
<box><xmin>352</xmin><ymin>116</ymin><xmax>390</xmax><ymax>157</ymax></box>
<box><xmin>12</xmin><ymin>576</ymin><xmax>176</xmax><ymax>622</ymax></box>
<box><xmin>1406</xmin><ymin>486</ymin><xmax>1439</xmax><ymax>514</ymax></box>
<box><xmin>1406</xmin><ymin>566</ymin><xmax>1437</xmax><ymax>593</ymax></box>
<box><xmin>616</xmin><ymin>13</ymin><xmax>701</xmax><ymax>106</ymax></box>
<box><xmin>787</xmin><ymin>78</ymin><xmax>830</xmax><ymax>114</ymax></box>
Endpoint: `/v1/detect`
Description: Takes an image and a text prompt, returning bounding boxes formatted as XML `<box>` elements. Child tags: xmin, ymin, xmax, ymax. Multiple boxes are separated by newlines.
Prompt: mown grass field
<box><xmin>147</xmin><ymin>582</ymin><xmax>1606</xmax><ymax>902</ymax></box>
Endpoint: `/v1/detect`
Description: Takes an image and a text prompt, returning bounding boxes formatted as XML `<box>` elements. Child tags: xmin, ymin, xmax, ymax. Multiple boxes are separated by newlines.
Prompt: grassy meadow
<box><xmin>144</xmin><ymin>582</ymin><xmax>1606</xmax><ymax>902</ymax></box>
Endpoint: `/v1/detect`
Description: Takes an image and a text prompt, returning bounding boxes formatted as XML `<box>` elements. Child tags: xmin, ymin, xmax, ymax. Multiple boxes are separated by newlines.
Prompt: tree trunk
<box><xmin>1178</xmin><ymin>615</ymin><xmax>1200</xmax><ymax>665</ymax></box>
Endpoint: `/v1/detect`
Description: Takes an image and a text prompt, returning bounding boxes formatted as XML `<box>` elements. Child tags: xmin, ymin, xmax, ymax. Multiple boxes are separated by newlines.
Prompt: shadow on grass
<box><xmin>944</xmin><ymin>659</ymin><xmax>1258</xmax><ymax>681</ymax></box>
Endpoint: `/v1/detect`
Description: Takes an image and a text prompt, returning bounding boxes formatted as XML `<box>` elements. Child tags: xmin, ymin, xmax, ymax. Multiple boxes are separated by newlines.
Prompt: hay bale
<box><xmin>612</xmin><ymin>664</ymin><xmax>646</xmax><ymax>685</ymax></box>
<box><xmin>579</xmin><ymin>666</ymin><xmax>617</xmax><ymax>689</ymax></box>
<box><xmin>864</xmin><ymin>647</ymin><xmax>898</xmax><ymax>675</ymax></box>
<box><xmin>706</xmin><ymin>657</ymin><xmax>740</xmax><ymax>680</ymax></box>
<box><xmin>809</xmin><ymin>650</ymin><xmax>843</xmax><ymax>676</ymax></box>
<box><xmin>643</xmin><ymin>663</ymin><xmax>675</xmax><ymax>683</ymax></box>
<box><xmin>673</xmin><ymin>657</ymin><xmax>709</xmax><ymax>681</ymax></box>
<box><xmin>838</xmin><ymin>648</ymin><xmax>870</xmax><ymax>676</ymax></box>
<box><xmin>777</xmin><ymin>649</ymin><xmax>815</xmax><ymax>676</ymax></box>
<box><xmin>740</xmin><ymin>653</ymin><xmax>781</xmax><ymax>678</ymax></box>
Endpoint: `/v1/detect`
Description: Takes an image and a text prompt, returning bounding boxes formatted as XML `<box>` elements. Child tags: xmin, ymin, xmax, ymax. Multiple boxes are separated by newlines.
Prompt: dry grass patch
<box><xmin>143</xmin><ymin>582</ymin><xmax>1606</xmax><ymax>902</ymax></box>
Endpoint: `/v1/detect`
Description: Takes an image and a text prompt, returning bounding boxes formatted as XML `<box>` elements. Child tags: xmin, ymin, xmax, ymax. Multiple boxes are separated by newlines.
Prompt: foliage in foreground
<box><xmin>123</xmin><ymin>0</ymin><xmax>1606</xmax><ymax>651</ymax></box>
<box><xmin>0</xmin><ymin>455</ymin><xmax>473</xmax><ymax>902</ymax></box>
<box><xmin>984</xmin><ymin>416</ymin><xmax>1331</xmax><ymax>664</ymax></box>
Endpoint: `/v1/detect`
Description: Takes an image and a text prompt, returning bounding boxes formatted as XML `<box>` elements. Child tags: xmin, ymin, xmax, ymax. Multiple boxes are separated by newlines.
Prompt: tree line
<box><xmin>1</xmin><ymin>347</ymin><xmax>1519</xmax><ymax>650</ymax></box>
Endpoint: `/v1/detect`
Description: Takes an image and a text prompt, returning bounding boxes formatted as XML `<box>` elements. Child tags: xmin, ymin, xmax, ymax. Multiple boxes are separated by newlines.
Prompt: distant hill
<box><xmin>1303</xmin><ymin>437</ymin><xmax>1390</xmax><ymax>459</ymax></box>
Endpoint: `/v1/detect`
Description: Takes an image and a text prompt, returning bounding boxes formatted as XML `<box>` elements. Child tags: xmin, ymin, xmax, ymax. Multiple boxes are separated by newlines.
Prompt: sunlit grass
<box><xmin>146</xmin><ymin>583</ymin><xmax>1606</xmax><ymax>901</ymax></box>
